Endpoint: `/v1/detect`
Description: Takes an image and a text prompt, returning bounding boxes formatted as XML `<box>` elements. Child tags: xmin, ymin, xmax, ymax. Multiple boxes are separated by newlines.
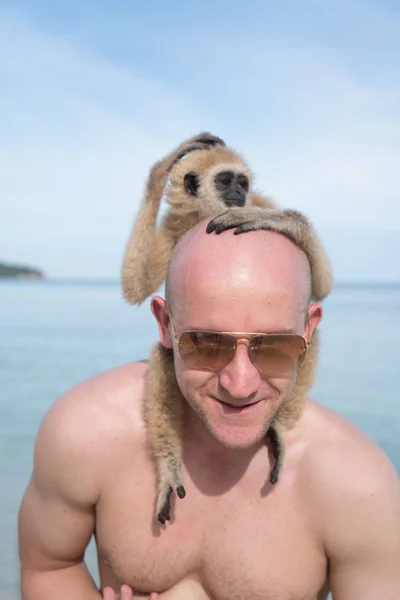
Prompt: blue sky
<box><xmin>1</xmin><ymin>0</ymin><xmax>399</xmax><ymax>281</ymax></box>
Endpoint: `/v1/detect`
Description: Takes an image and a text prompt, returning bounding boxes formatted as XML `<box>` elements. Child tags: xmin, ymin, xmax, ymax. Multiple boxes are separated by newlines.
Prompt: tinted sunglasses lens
<box><xmin>250</xmin><ymin>335</ymin><xmax>306</xmax><ymax>375</ymax></box>
<box><xmin>178</xmin><ymin>332</ymin><xmax>235</xmax><ymax>370</ymax></box>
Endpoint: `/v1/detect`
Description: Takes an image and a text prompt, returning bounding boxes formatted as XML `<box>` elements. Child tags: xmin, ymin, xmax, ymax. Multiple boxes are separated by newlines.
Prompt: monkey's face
<box><xmin>183</xmin><ymin>166</ymin><xmax>251</xmax><ymax>216</ymax></box>
<box><xmin>213</xmin><ymin>170</ymin><xmax>249</xmax><ymax>207</ymax></box>
<box><xmin>167</xmin><ymin>147</ymin><xmax>253</xmax><ymax>216</ymax></box>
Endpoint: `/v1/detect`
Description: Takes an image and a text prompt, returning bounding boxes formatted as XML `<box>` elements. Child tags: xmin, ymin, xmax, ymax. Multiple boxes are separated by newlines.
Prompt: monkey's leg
<box><xmin>156</xmin><ymin>452</ymin><xmax>186</xmax><ymax>525</ymax></box>
<box><xmin>144</xmin><ymin>344</ymin><xmax>186</xmax><ymax>525</ymax></box>
<box><xmin>267</xmin><ymin>423</ymin><xmax>284</xmax><ymax>485</ymax></box>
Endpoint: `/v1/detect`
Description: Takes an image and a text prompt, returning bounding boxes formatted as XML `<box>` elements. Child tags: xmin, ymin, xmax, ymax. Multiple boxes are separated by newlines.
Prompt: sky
<box><xmin>1</xmin><ymin>0</ymin><xmax>399</xmax><ymax>282</ymax></box>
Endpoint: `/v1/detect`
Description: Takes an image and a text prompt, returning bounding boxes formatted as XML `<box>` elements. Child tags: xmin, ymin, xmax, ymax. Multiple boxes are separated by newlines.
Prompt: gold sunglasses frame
<box><xmin>169</xmin><ymin>315</ymin><xmax>311</xmax><ymax>373</ymax></box>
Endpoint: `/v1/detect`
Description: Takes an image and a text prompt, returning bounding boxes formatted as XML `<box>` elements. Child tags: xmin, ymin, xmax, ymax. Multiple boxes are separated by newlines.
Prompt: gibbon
<box><xmin>121</xmin><ymin>132</ymin><xmax>274</xmax><ymax>305</ymax></box>
<box><xmin>144</xmin><ymin>208</ymin><xmax>333</xmax><ymax>525</ymax></box>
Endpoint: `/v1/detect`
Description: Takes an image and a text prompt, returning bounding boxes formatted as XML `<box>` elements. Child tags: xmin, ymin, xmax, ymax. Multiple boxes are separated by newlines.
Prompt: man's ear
<box><xmin>306</xmin><ymin>302</ymin><xmax>323</xmax><ymax>340</ymax></box>
<box><xmin>151</xmin><ymin>296</ymin><xmax>173</xmax><ymax>348</ymax></box>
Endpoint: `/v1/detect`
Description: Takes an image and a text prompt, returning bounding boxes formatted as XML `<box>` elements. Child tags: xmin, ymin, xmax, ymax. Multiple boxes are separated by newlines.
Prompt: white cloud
<box><xmin>0</xmin><ymin>3</ymin><xmax>399</xmax><ymax>280</ymax></box>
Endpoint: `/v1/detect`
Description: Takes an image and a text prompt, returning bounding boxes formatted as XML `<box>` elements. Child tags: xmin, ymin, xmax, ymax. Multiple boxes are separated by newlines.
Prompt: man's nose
<box><xmin>218</xmin><ymin>342</ymin><xmax>261</xmax><ymax>400</ymax></box>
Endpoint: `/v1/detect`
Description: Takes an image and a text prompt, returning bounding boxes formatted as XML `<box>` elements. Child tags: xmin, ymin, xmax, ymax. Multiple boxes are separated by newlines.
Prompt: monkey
<box><xmin>121</xmin><ymin>132</ymin><xmax>275</xmax><ymax>306</ymax></box>
<box><xmin>143</xmin><ymin>208</ymin><xmax>332</xmax><ymax>525</ymax></box>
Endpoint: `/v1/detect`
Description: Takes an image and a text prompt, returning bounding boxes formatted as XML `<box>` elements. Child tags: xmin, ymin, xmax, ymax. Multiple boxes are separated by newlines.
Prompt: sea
<box><xmin>1</xmin><ymin>279</ymin><xmax>399</xmax><ymax>599</ymax></box>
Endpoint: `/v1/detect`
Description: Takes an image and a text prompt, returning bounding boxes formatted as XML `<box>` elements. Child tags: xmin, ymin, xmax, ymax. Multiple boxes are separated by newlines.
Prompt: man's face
<box><xmin>169</xmin><ymin>281</ymin><xmax>311</xmax><ymax>450</ymax></box>
<box><xmin>152</xmin><ymin>227</ymin><xmax>322</xmax><ymax>450</ymax></box>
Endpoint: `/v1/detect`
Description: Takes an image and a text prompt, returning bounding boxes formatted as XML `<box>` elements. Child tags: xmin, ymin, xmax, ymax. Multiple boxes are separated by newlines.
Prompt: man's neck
<box><xmin>181</xmin><ymin>409</ymin><xmax>270</xmax><ymax>495</ymax></box>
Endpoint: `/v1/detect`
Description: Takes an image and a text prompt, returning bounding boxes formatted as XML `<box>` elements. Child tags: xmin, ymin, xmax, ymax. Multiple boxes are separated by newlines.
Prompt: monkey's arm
<box><xmin>206</xmin><ymin>207</ymin><xmax>333</xmax><ymax>301</ymax></box>
<box><xmin>122</xmin><ymin>133</ymin><xmax>225</xmax><ymax>304</ymax></box>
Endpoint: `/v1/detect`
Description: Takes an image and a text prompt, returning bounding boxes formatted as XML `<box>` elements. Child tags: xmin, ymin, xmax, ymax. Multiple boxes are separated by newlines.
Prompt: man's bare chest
<box><xmin>95</xmin><ymin>464</ymin><xmax>327</xmax><ymax>600</ymax></box>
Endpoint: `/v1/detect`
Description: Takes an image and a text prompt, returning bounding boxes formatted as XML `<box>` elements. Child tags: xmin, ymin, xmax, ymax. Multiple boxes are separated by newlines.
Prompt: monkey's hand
<box><xmin>206</xmin><ymin>206</ymin><xmax>285</xmax><ymax>235</ymax></box>
<box><xmin>161</xmin><ymin>132</ymin><xmax>225</xmax><ymax>174</ymax></box>
<box><xmin>169</xmin><ymin>132</ymin><xmax>226</xmax><ymax>168</ymax></box>
<box><xmin>207</xmin><ymin>207</ymin><xmax>333</xmax><ymax>301</ymax></box>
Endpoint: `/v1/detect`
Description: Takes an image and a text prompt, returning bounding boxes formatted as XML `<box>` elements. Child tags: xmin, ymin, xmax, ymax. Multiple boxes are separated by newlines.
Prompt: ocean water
<box><xmin>1</xmin><ymin>280</ymin><xmax>399</xmax><ymax>599</ymax></box>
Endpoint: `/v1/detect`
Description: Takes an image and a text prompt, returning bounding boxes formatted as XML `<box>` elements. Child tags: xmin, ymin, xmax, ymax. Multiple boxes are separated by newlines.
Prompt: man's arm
<box><xmin>307</xmin><ymin>426</ymin><xmax>400</xmax><ymax>600</ymax></box>
<box><xmin>18</xmin><ymin>391</ymin><xmax>103</xmax><ymax>600</ymax></box>
<box><xmin>328</xmin><ymin>452</ymin><xmax>400</xmax><ymax>599</ymax></box>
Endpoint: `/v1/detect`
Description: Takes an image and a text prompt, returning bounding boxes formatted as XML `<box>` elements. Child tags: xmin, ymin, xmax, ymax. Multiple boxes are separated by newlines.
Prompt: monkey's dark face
<box><xmin>183</xmin><ymin>169</ymin><xmax>249</xmax><ymax>208</ymax></box>
<box><xmin>214</xmin><ymin>170</ymin><xmax>249</xmax><ymax>207</ymax></box>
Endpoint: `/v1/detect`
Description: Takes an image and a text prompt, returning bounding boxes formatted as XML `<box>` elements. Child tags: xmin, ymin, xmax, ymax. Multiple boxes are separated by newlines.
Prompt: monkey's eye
<box><xmin>237</xmin><ymin>176</ymin><xmax>249</xmax><ymax>192</ymax></box>
<box><xmin>221</xmin><ymin>176</ymin><xmax>232</xmax><ymax>186</ymax></box>
<box><xmin>184</xmin><ymin>172</ymin><xmax>199</xmax><ymax>196</ymax></box>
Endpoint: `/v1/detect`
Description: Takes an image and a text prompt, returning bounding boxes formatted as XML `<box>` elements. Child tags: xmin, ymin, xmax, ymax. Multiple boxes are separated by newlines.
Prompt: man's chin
<box><xmin>205</xmin><ymin>420</ymin><xmax>270</xmax><ymax>450</ymax></box>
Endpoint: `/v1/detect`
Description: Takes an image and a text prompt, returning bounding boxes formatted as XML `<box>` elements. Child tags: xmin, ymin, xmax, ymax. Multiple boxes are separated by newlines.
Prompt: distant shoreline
<box><xmin>0</xmin><ymin>261</ymin><xmax>45</xmax><ymax>280</ymax></box>
<box><xmin>1</xmin><ymin>277</ymin><xmax>399</xmax><ymax>289</ymax></box>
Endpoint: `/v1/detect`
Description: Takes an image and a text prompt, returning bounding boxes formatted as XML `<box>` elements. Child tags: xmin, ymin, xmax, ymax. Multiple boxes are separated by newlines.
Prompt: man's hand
<box><xmin>102</xmin><ymin>585</ymin><xmax>159</xmax><ymax>600</ymax></box>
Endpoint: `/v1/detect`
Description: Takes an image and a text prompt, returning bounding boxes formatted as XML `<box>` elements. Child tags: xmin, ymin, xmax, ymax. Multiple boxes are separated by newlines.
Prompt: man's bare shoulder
<box><xmin>33</xmin><ymin>360</ymin><xmax>151</xmax><ymax>503</ymax></box>
<box><xmin>299</xmin><ymin>399</ymin><xmax>397</xmax><ymax>485</ymax></box>
<box><xmin>42</xmin><ymin>359</ymin><xmax>150</xmax><ymax>443</ymax></box>
<box><xmin>297</xmin><ymin>400</ymin><xmax>400</xmax><ymax>554</ymax></box>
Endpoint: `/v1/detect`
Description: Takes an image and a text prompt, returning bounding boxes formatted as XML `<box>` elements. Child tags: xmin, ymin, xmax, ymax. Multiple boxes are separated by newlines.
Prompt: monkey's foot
<box><xmin>157</xmin><ymin>484</ymin><xmax>186</xmax><ymax>525</ymax></box>
<box><xmin>269</xmin><ymin>462</ymin><xmax>280</xmax><ymax>485</ymax></box>
<box><xmin>206</xmin><ymin>207</ymin><xmax>275</xmax><ymax>235</ymax></box>
<box><xmin>267</xmin><ymin>424</ymin><xmax>284</xmax><ymax>485</ymax></box>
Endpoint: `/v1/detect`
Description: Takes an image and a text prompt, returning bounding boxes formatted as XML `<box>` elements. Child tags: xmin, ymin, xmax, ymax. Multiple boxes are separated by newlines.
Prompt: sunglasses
<box><xmin>170</xmin><ymin>319</ymin><xmax>310</xmax><ymax>377</ymax></box>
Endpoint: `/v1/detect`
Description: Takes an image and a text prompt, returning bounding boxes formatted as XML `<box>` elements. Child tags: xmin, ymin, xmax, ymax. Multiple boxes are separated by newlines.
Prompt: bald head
<box><xmin>165</xmin><ymin>218</ymin><xmax>312</xmax><ymax>318</ymax></box>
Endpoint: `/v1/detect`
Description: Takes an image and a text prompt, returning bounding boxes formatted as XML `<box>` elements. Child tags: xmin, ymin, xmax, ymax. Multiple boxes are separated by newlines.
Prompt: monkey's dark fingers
<box><xmin>168</xmin><ymin>133</ymin><xmax>225</xmax><ymax>169</ymax></box>
<box><xmin>157</xmin><ymin>486</ymin><xmax>173</xmax><ymax>525</ymax></box>
<box><xmin>176</xmin><ymin>485</ymin><xmax>186</xmax><ymax>499</ymax></box>
<box><xmin>193</xmin><ymin>132</ymin><xmax>226</xmax><ymax>147</ymax></box>
<box><xmin>174</xmin><ymin>142</ymin><xmax>211</xmax><ymax>162</ymax></box>
<box><xmin>267</xmin><ymin>424</ymin><xmax>283</xmax><ymax>485</ymax></box>
<box><xmin>206</xmin><ymin>208</ymin><xmax>258</xmax><ymax>234</ymax></box>
<box><xmin>269</xmin><ymin>465</ymin><xmax>279</xmax><ymax>485</ymax></box>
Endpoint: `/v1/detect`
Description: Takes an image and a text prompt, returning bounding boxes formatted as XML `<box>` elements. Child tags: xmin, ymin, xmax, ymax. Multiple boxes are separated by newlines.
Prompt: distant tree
<box><xmin>0</xmin><ymin>262</ymin><xmax>44</xmax><ymax>279</ymax></box>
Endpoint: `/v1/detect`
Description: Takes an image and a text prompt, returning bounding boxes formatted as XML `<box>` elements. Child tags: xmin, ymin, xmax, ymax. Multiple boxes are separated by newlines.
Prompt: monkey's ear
<box><xmin>184</xmin><ymin>172</ymin><xmax>199</xmax><ymax>196</ymax></box>
<box><xmin>151</xmin><ymin>296</ymin><xmax>173</xmax><ymax>348</ymax></box>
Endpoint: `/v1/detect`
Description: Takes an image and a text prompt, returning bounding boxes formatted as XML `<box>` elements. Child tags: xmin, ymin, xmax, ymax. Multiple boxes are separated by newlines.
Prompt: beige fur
<box><xmin>144</xmin><ymin>343</ymin><xmax>186</xmax><ymax>524</ymax></box>
<box><xmin>121</xmin><ymin>133</ymin><xmax>274</xmax><ymax>305</ymax></box>
<box><xmin>144</xmin><ymin>207</ymin><xmax>331</xmax><ymax>525</ymax></box>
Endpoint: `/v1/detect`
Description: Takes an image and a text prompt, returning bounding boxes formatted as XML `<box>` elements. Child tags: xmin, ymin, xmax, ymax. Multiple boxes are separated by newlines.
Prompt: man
<box><xmin>19</xmin><ymin>218</ymin><xmax>400</xmax><ymax>600</ymax></box>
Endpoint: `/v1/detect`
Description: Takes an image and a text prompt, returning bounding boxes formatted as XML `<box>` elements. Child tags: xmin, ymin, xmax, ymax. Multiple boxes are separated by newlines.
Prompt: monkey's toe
<box><xmin>157</xmin><ymin>486</ymin><xmax>173</xmax><ymax>525</ymax></box>
<box><xmin>176</xmin><ymin>485</ymin><xmax>186</xmax><ymax>499</ymax></box>
<box><xmin>269</xmin><ymin>470</ymin><xmax>279</xmax><ymax>485</ymax></box>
